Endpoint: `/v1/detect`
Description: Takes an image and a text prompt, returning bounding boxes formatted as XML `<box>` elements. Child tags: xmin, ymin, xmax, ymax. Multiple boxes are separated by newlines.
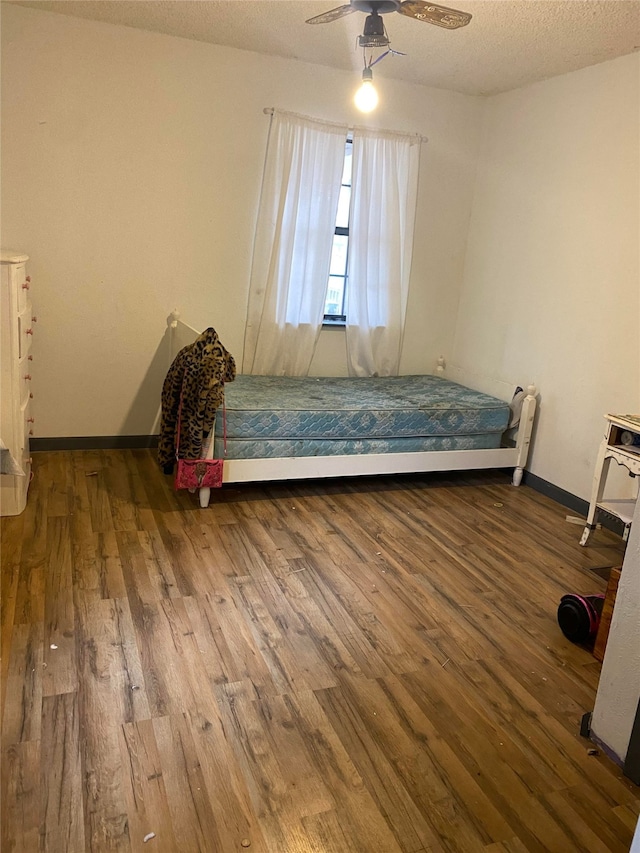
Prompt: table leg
<box><xmin>580</xmin><ymin>440</ymin><xmax>611</xmax><ymax>546</ymax></box>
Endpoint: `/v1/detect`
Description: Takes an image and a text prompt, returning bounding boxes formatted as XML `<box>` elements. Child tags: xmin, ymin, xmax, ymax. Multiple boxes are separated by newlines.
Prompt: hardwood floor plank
<box><xmin>215</xmin><ymin>680</ymin><xmax>365</xmax><ymax>852</ymax></box>
<box><xmin>215</xmin><ymin>679</ymin><xmax>310</xmax><ymax>851</ymax></box>
<box><xmin>201</xmin><ymin>522</ymin><xmax>251</xmax><ymax>581</ymax></box>
<box><xmin>42</xmin><ymin>517</ymin><xmax>77</xmax><ymax>696</ymax></box>
<box><xmin>197</xmin><ymin>582</ymin><xmax>284</xmax><ymax>698</ymax></box>
<box><xmin>241</xmin><ymin>504</ymin><xmax>307</xmax><ymax>562</ymax></box>
<box><xmin>152</xmin><ymin>713</ymin><xmax>225</xmax><ymax>852</ymax></box>
<box><xmin>267</xmin><ymin>558</ymin><xmax>368</xmax><ymax>681</ymax></box>
<box><xmin>137</xmin><ymin>529</ymin><xmax>182</xmax><ymax>600</ymax></box>
<box><xmin>105</xmin><ymin>450</ymin><xmax>154</xmax><ymax>532</ymax></box>
<box><xmin>75</xmin><ymin>595</ymin><xmax>152</xmax><ymax>725</ymax></box>
<box><xmin>2</xmin><ymin>621</ymin><xmax>44</xmax><ymax>745</ymax></box>
<box><xmin>149</xmin><ymin>513</ymin><xmax>200</xmax><ymax>597</ymax></box>
<box><xmin>542</xmin><ymin>789</ymin><xmax>620</xmax><ymax>853</ymax></box>
<box><xmin>325</xmin><ymin>673</ymin><xmax>511</xmax><ymax>852</ymax></box>
<box><xmin>68</xmin><ymin>450</ymin><xmax>97</xmax><ymax>542</ymax></box>
<box><xmin>285</xmin><ymin>687</ymin><xmax>408</xmax><ymax>853</ymax></box>
<box><xmin>81</xmin><ymin>454</ymin><xmax>117</xmax><ymax>535</ymax></box>
<box><xmin>117</xmin><ymin>719</ymin><xmax>178</xmax><ymax>852</ymax></box>
<box><xmin>483</xmin><ymin>840</ymin><xmax>529</xmax><ymax>852</ymax></box>
<box><xmin>129</xmin><ymin>449</ymin><xmax>177</xmax><ymax>514</ymax></box>
<box><xmin>217</xmin><ymin>521</ymin><xmax>276</xmax><ymax>584</ymax></box>
<box><xmin>315</xmin><ymin>680</ymin><xmax>447</xmax><ymax>853</ymax></box>
<box><xmin>72</xmin><ymin>531</ymin><xmax>128</xmax><ymax>605</ymax></box>
<box><xmin>40</xmin><ymin>691</ymin><xmax>85</xmax><ymax>852</ymax></box>
<box><xmin>378</xmin><ymin>673</ymin><xmax>516</xmax><ymax>844</ymax></box>
<box><xmin>185</xmin><ymin>701</ymin><xmax>271</xmax><ymax>853</ymax></box>
<box><xmin>299</xmin><ymin>551</ymin><xmax>421</xmax><ymax>677</ymax></box>
<box><xmin>231</xmin><ymin>573</ymin><xmax>339</xmax><ymax>693</ymax></box>
<box><xmin>226</xmin><ymin>574</ymin><xmax>305</xmax><ymax>695</ymax></box>
<box><xmin>80</xmin><ymin>718</ymin><xmax>131</xmax><ymax>851</ymax></box>
<box><xmin>469</xmin><ymin>656</ymin><xmax>638</xmax><ymax>804</ymax></box>
<box><xmin>1</xmin><ymin>515</ymin><xmax>24</xmax><ymax>715</ymax></box>
<box><xmin>44</xmin><ymin>450</ymin><xmax>73</xmax><ymax>518</ymax></box>
<box><xmin>300</xmin><ymin>809</ymin><xmax>360</xmax><ymax>853</ymax></box>
<box><xmin>13</xmin><ymin>491</ymin><xmax>47</xmax><ymax>626</ymax></box>
<box><xmin>612</xmin><ymin>801</ymin><xmax>640</xmax><ymax>832</ymax></box>
<box><xmin>556</xmin><ymin>783</ymin><xmax>633</xmax><ymax>852</ymax></box>
<box><xmin>75</xmin><ymin>595</ymin><xmax>147</xmax><ymax>850</ymax></box>
<box><xmin>1</xmin><ymin>741</ymin><xmax>41</xmax><ymax>853</ymax></box>
<box><xmin>291</xmin><ymin>552</ymin><xmax>394</xmax><ymax>680</ymax></box>
<box><xmin>247</xmin><ymin>688</ymin><xmax>336</xmax><ymax>819</ymax></box>
<box><xmin>401</xmin><ymin>663</ymin><xmax>568</xmax><ymax>818</ymax></box>
<box><xmin>116</xmin><ymin>531</ymin><xmax>195</xmax><ymax>717</ymax></box>
<box><xmin>182</xmin><ymin>593</ymin><xmax>242</xmax><ymax>687</ymax></box>
<box><xmin>345</xmin><ymin>558</ymin><xmax>475</xmax><ymax>666</ymax></box>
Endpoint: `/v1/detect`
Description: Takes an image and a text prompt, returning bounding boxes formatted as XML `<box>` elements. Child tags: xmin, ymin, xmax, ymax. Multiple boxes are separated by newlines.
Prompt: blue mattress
<box><xmin>214</xmin><ymin>375</ymin><xmax>510</xmax><ymax>459</ymax></box>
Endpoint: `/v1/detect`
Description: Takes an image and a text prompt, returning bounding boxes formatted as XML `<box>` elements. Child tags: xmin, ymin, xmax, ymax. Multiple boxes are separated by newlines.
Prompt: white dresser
<box><xmin>1</xmin><ymin>250</ymin><xmax>35</xmax><ymax>516</ymax></box>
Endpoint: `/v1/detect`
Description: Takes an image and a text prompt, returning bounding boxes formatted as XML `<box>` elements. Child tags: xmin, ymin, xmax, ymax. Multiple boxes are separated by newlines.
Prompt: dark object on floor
<box><xmin>580</xmin><ymin>711</ymin><xmax>592</xmax><ymax>738</ymax></box>
<box><xmin>557</xmin><ymin>593</ymin><xmax>605</xmax><ymax>646</ymax></box>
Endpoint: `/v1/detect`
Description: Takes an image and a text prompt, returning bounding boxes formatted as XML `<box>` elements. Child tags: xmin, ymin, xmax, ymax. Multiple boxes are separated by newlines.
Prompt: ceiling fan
<box><xmin>306</xmin><ymin>1</ymin><xmax>472</xmax><ymax>34</ymax></box>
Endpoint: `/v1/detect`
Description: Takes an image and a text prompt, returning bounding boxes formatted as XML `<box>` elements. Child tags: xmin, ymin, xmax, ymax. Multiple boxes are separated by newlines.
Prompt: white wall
<box><xmin>632</xmin><ymin>816</ymin><xmax>640</xmax><ymax>853</ymax></box>
<box><xmin>0</xmin><ymin>4</ymin><xmax>483</xmax><ymax>437</ymax></box>
<box><xmin>453</xmin><ymin>54</ymin><xmax>640</xmax><ymax>500</ymax></box>
<box><xmin>592</xmin><ymin>495</ymin><xmax>640</xmax><ymax>765</ymax></box>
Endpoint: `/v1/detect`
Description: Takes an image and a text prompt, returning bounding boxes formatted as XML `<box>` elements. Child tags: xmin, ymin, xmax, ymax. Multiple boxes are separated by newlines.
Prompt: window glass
<box><xmin>329</xmin><ymin>235</ymin><xmax>348</xmax><ymax>277</ymax></box>
<box><xmin>325</xmin><ymin>277</ymin><xmax>345</xmax><ymax>318</ymax></box>
<box><xmin>341</xmin><ymin>144</ymin><xmax>352</xmax><ymax>185</ymax></box>
<box><xmin>335</xmin><ymin>186</ymin><xmax>351</xmax><ymax>229</ymax></box>
<box><xmin>324</xmin><ymin>137</ymin><xmax>352</xmax><ymax>322</ymax></box>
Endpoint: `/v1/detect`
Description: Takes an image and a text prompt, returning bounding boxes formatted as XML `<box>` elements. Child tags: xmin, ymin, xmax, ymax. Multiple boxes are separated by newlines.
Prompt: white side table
<box><xmin>580</xmin><ymin>414</ymin><xmax>640</xmax><ymax>546</ymax></box>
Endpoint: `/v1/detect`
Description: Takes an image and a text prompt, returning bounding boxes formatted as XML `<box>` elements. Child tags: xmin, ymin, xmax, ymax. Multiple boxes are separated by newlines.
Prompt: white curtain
<box><xmin>243</xmin><ymin>112</ymin><xmax>348</xmax><ymax>375</ymax></box>
<box><xmin>345</xmin><ymin>129</ymin><xmax>420</xmax><ymax>377</ymax></box>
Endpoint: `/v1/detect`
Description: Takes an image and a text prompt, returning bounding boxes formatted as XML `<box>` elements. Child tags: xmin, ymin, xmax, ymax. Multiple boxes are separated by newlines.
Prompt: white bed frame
<box><xmin>167</xmin><ymin>313</ymin><xmax>537</xmax><ymax>508</ymax></box>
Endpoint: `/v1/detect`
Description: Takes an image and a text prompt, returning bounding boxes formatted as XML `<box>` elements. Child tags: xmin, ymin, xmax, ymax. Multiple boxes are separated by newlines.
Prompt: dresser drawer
<box><xmin>15</xmin><ymin>265</ymin><xmax>31</xmax><ymax>314</ymax></box>
<box><xmin>17</xmin><ymin>307</ymin><xmax>35</xmax><ymax>360</ymax></box>
<box><xmin>19</xmin><ymin>357</ymin><xmax>34</xmax><ymax>407</ymax></box>
<box><xmin>20</xmin><ymin>397</ymin><xmax>33</xmax><ymax>454</ymax></box>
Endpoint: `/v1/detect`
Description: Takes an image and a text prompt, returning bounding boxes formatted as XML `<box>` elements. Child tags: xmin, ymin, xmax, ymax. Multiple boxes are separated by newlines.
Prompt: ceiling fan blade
<box><xmin>398</xmin><ymin>1</ymin><xmax>471</xmax><ymax>28</ymax></box>
<box><xmin>306</xmin><ymin>5</ymin><xmax>357</xmax><ymax>24</ymax></box>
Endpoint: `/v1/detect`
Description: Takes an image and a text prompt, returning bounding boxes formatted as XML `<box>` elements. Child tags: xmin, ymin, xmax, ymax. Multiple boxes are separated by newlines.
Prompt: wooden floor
<box><xmin>2</xmin><ymin>450</ymin><xmax>638</xmax><ymax>853</ymax></box>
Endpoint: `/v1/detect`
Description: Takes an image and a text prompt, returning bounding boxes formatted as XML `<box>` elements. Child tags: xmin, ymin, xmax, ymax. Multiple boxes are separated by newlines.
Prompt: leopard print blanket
<box><xmin>158</xmin><ymin>327</ymin><xmax>236</xmax><ymax>469</ymax></box>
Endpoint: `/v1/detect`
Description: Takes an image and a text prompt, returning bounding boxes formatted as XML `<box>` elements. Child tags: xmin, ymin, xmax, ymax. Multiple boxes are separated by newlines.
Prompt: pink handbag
<box><xmin>175</xmin><ymin>457</ymin><xmax>223</xmax><ymax>490</ymax></box>
<box><xmin>174</xmin><ymin>375</ymin><xmax>226</xmax><ymax>491</ymax></box>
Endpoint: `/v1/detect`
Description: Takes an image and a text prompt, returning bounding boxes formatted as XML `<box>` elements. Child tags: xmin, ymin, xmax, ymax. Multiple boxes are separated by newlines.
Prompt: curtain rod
<box><xmin>262</xmin><ymin>107</ymin><xmax>428</xmax><ymax>144</ymax></box>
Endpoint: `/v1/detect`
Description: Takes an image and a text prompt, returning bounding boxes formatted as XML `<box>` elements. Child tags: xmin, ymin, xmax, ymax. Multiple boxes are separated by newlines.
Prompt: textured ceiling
<box><xmin>7</xmin><ymin>0</ymin><xmax>640</xmax><ymax>95</ymax></box>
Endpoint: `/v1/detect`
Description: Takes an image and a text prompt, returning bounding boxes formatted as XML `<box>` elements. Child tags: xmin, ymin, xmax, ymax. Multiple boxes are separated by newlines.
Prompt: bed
<box><xmin>167</xmin><ymin>314</ymin><xmax>537</xmax><ymax>508</ymax></box>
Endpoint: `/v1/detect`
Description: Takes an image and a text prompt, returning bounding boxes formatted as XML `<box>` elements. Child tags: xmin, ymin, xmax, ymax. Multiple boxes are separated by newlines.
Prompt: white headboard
<box><xmin>435</xmin><ymin>356</ymin><xmax>533</xmax><ymax>403</ymax></box>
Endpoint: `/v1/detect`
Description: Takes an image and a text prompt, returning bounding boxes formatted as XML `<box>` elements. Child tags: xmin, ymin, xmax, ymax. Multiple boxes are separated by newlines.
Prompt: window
<box><xmin>323</xmin><ymin>136</ymin><xmax>352</xmax><ymax>325</ymax></box>
<box><xmin>245</xmin><ymin>110</ymin><xmax>420</xmax><ymax>377</ymax></box>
